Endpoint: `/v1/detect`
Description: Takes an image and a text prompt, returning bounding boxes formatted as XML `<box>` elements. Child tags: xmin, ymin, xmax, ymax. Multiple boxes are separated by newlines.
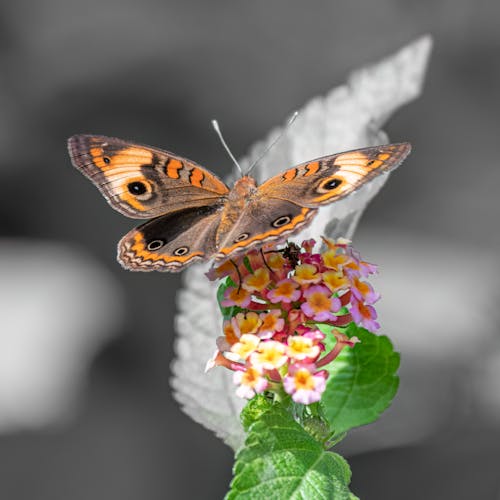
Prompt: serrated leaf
<box><xmin>321</xmin><ymin>324</ymin><xmax>400</xmax><ymax>435</ymax></box>
<box><xmin>227</xmin><ymin>405</ymin><xmax>355</xmax><ymax>500</ymax></box>
<box><xmin>240</xmin><ymin>394</ymin><xmax>273</xmax><ymax>432</ymax></box>
<box><xmin>171</xmin><ymin>36</ymin><xmax>431</xmax><ymax>450</ymax></box>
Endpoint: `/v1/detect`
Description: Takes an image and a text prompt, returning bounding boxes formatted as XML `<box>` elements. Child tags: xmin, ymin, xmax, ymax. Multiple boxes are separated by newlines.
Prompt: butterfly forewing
<box><xmin>258</xmin><ymin>143</ymin><xmax>411</xmax><ymax>207</ymax></box>
<box><xmin>68</xmin><ymin>134</ymin><xmax>229</xmax><ymax>219</ymax></box>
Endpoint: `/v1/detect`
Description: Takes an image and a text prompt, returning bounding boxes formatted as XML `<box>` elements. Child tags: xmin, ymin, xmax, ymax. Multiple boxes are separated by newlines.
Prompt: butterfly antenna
<box><xmin>211</xmin><ymin>119</ymin><xmax>244</xmax><ymax>177</ymax></box>
<box><xmin>245</xmin><ymin>111</ymin><xmax>299</xmax><ymax>176</ymax></box>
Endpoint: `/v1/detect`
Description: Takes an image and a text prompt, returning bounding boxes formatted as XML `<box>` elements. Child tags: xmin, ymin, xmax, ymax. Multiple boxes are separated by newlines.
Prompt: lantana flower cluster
<box><xmin>206</xmin><ymin>237</ymin><xmax>380</xmax><ymax>405</ymax></box>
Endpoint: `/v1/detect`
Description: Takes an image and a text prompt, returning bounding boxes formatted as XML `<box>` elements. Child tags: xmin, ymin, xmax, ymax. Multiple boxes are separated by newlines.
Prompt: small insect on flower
<box><xmin>208</xmin><ymin>237</ymin><xmax>381</xmax><ymax>404</ymax></box>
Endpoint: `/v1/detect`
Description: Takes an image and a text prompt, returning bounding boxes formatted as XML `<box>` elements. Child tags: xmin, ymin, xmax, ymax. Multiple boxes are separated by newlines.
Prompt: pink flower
<box><xmin>234</xmin><ymin>366</ymin><xmax>268</xmax><ymax>399</ymax></box>
<box><xmin>301</xmin><ymin>239</ymin><xmax>317</xmax><ymax>253</ymax></box>
<box><xmin>301</xmin><ymin>285</ymin><xmax>341</xmax><ymax>322</ymax></box>
<box><xmin>350</xmin><ymin>298</ymin><xmax>380</xmax><ymax>332</ymax></box>
<box><xmin>345</xmin><ymin>248</ymin><xmax>378</xmax><ymax>277</ymax></box>
<box><xmin>221</xmin><ymin>286</ymin><xmax>252</xmax><ymax>308</ymax></box>
<box><xmin>283</xmin><ymin>363</ymin><xmax>327</xmax><ymax>404</ymax></box>
<box><xmin>258</xmin><ymin>310</ymin><xmax>285</xmax><ymax>339</ymax></box>
<box><xmin>351</xmin><ymin>276</ymin><xmax>380</xmax><ymax>304</ymax></box>
<box><xmin>267</xmin><ymin>279</ymin><xmax>301</xmax><ymax>303</ymax></box>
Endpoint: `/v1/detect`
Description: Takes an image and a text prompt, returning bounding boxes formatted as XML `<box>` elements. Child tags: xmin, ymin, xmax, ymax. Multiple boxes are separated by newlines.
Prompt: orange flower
<box><xmin>293</xmin><ymin>264</ymin><xmax>321</xmax><ymax>285</ymax></box>
<box><xmin>322</xmin><ymin>270</ymin><xmax>350</xmax><ymax>292</ymax></box>
<box><xmin>242</xmin><ymin>267</ymin><xmax>271</xmax><ymax>292</ymax></box>
<box><xmin>322</xmin><ymin>249</ymin><xmax>350</xmax><ymax>270</ymax></box>
<box><xmin>232</xmin><ymin>312</ymin><xmax>262</xmax><ymax>335</ymax></box>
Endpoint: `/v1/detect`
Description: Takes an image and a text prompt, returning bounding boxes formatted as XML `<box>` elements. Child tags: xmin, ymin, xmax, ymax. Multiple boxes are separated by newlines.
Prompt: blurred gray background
<box><xmin>0</xmin><ymin>1</ymin><xmax>499</xmax><ymax>499</ymax></box>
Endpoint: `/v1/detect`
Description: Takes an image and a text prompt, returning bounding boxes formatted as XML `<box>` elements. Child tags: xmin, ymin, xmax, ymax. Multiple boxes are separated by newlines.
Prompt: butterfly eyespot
<box><xmin>128</xmin><ymin>181</ymin><xmax>148</xmax><ymax>195</ymax></box>
<box><xmin>147</xmin><ymin>239</ymin><xmax>165</xmax><ymax>251</ymax></box>
<box><xmin>367</xmin><ymin>160</ymin><xmax>375</xmax><ymax>166</ymax></box>
<box><xmin>234</xmin><ymin>233</ymin><xmax>250</xmax><ymax>243</ymax></box>
<box><xmin>272</xmin><ymin>216</ymin><xmax>292</xmax><ymax>228</ymax></box>
<box><xmin>103</xmin><ymin>156</ymin><xmax>111</xmax><ymax>165</ymax></box>
<box><xmin>321</xmin><ymin>178</ymin><xmax>342</xmax><ymax>190</ymax></box>
<box><xmin>174</xmin><ymin>246</ymin><xmax>189</xmax><ymax>256</ymax></box>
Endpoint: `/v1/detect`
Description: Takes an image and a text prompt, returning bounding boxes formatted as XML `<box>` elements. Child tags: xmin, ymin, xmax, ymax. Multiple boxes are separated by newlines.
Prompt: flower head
<box><xmin>209</xmin><ymin>238</ymin><xmax>380</xmax><ymax>404</ymax></box>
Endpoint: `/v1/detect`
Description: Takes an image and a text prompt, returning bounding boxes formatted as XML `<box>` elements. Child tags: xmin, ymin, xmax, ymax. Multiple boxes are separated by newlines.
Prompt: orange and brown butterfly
<box><xmin>67</xmin><ymin>134</ymin><xmax>410</xmax><ymax>272</ymax></box>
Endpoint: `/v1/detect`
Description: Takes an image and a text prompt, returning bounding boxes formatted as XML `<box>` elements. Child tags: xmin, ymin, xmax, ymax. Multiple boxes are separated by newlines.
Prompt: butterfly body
<box><xmin>68</xmin><ymin>134</ymin><xmax>410</xmax><ymax>272</ymax></box>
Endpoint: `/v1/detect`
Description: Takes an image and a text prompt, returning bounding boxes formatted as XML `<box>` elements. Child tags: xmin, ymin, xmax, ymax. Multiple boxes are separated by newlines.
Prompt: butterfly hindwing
<box><xmin>215</xmin><ymin>197</ymin><xmax>317</xmax><ymax>260</ymax></box>
<box><xmin>118</xmin><ymin>205</ymin><xmax>222</xmax><ymax>272</ymax></box>
<box><xmin>68</xmin><ymin>134</ymin><xmax>229</xmax><ymax>219</ymax></box>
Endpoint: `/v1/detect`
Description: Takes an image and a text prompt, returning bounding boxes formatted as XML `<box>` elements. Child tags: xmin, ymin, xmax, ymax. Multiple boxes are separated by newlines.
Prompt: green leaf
<box><xmin>227</xmin><ymin>405</ymin><xmax>355</xmax><ymax>499</ymax></box>
<box><xmin>240</xmin><ymin>394</ymin><xmax>273</xmax><ymax>432</ymax></box>
<box><xmin>321</xmin><ymin>323</ymin><xmax>400</xmax><ymax>435</ymax></box>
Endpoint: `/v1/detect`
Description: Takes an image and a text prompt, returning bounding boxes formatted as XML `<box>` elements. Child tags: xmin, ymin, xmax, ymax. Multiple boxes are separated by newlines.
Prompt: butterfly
<box><xmin>68</xmin><ymin>134</ymin><xmax>410</xmax><ymax>272</ymax></box>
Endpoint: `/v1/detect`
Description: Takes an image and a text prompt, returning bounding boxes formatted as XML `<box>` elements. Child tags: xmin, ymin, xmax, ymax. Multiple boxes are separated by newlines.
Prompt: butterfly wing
<box><xmin>118</xmin><ymin>205</ymin><xmax>222</xmax><ymax>272</ymax></box>
<box><xmin>257</xmin><ymin>143</ymin><xmax>411</xmax><ymax>207</ymax></box>
<box><xmin>215</xmin><ymin>198</ymin><xmax>317</xmax><ymax>260</ymax></box>
<box><xmin>215</xmin><ymin>143</ymin><xmax>410</xmax><ymax>260</ymax></box>
<box><xmin>68</xmin><ymin>134</ymin><xmax>229</xmax><ymax>219</ymax></box>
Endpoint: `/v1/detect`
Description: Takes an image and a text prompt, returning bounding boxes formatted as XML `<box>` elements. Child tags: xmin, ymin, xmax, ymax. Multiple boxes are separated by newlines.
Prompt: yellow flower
<box><xmin>322</xmin><ymin>270</ymin><xmax>350</xmax><ymax>292</ymax></box>
<box><xmin>250</xmin><ymin>341</ymin><xmax>287</xmax><ymax>370</ymax></box>
<box><xmin>322</xmin><ymin>249</ymin><xmax>349</xmax><ymax>270</ymax></box>
<box><xmin>242</xmin><ymin>267</ymin><xmax>271</xmax><ymax>292</ymax></box>
<box><xmin>286</xmin><ymin>336</ymin><xmax>320</xmax><ymax>360</ymax></box>
<box><xmin>232</xmin><ymin>312</ymin><xmax>262</xmax><ymax>335</ymax></box>
<box><xmin>231</xmin><ymin>334</ymin><xmax>261</xmax><ymax>360</ymax></box>
<box><xmin>266</xmin><ymin>252</ymin><xmax>286</xmax><ymax>271</ymax></box>
<box><xmin>293</xmin><ymin>264</ymin><xmax>321</xmax><ymax>285</ymax></box>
